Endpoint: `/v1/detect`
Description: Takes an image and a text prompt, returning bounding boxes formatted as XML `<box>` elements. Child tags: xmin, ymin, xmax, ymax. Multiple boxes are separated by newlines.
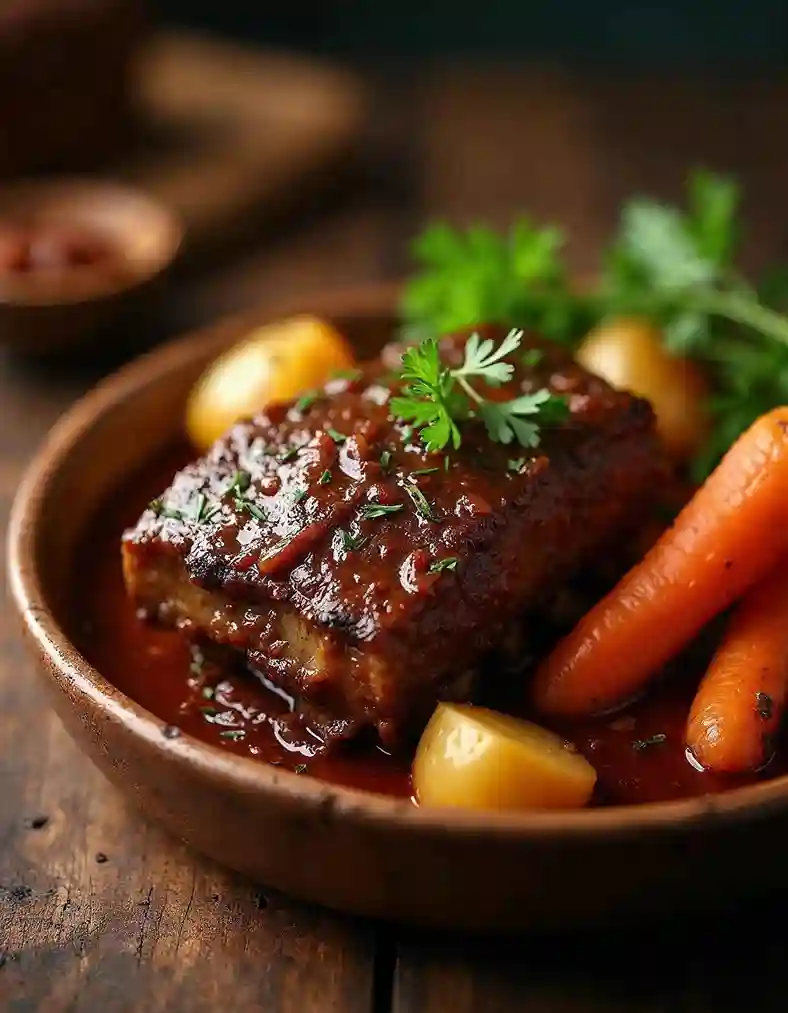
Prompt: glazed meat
<box><xmin>122</xmin><ymin>326</ymin><xmax>663</xmax><ymax>748</ymax></box>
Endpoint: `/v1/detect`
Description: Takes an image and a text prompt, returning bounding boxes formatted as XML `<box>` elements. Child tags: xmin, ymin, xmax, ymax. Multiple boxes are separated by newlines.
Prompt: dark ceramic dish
<box><xmin>8</xmin><ymin>286</ymin><xmax>788</xmax><ymax>933</ymax></box>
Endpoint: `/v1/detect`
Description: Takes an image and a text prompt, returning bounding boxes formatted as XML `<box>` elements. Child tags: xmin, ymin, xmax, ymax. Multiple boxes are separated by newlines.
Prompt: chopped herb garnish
<box><xmin>227</xmin><ymin>470</ymin><xmax>252</xmax><ymax>495</ymax></box>
<box><xmin>293</xmin><ymin>763</ymin><xmax>308</xmax><ymax>774</ymax></box>
<box><xmin>278</xmin><ymin>446</ymin><xmax>300</xmax><ymax>463</ymax></box>
<box><xmin>219</xmin><ymin>729</ymin><xmax>245</xmax><ymax>741</ymax></box>
<box><xmin>411</xmin><ymin>467</ymin><xmax>440</xmax><ymax>476</ymax></box>
<box><xmin>521</xmin><ymin>348</ymin><xmax>544</xmax><ymax>368</ymax></box>
<box><xmin>292</xmin><ymin>487</ymin><xmax>308</xmax><ymax>504</ymax></box>
<box><xmin>444</xmin><ymin>455</ymin><xmax>451</xmax><ymax>471</ymax></box>
<box><xmin>191</xmin><ymin>492</ymin><xmax>207</xmax><ymax>522</ymax></box>
<box><xmin>202</xmin><ymin>504</ymin><xmax>222</xmax><ymax>523</ymax></box>
<box><xmin>390</xmin><ymin>329</ymin><xmax>568</xmax><ymax>452</ymax></box>
<box><xmin>318</xmin><ymin>469</ymin><xmax>332</xmax><ymax>485</ymax></box>
<box><xmin>756</xmin><ymin>691</ymin><xmax>774</xmax><ymax>720</ymax></box>
<box><xmin>401</xmin><ymin>426</ymin><xmax>415</xmax><ymax>445</ymax></box>
<box><xmin>339</xmin><ymin>529</ymin><xmax>367</xmax><ymax>552</ymax></box>
<box><xmin>294</xmin><ymin>390</ymin><xmax>320</xmax><ymax>413</ymax></box>
<box><xmin>200</xmin><ymin>706</ymin><xmax>218</xmax><ymax>717</ymax></box>
<box><xmin>632</xmin><ymin>733</ymin><xmax>667</xmax><ymax>752</ymax></box>
<box><xmin>359</xmin><ymin>503</ymin><xmax>404</xmax><ymax>520</ymax></box>
<box><xmin>237</xmin><ymin>500</ymin><xmax>267</xmax><ymax>522</ymax></box>
<box><xmin>404</xmin><ymin>482</ymin><xmax>440</xmax><ymax>522</ymax></box>
<box><xmin>507</xmin><ymin>457</ymin><xmax>526</xmax><ymax>473</ymax></box>
<box><xmin>428</xmin><ymin>557</ymin><xmax>459</xmax><ymax>574</ymax></box>
<box><xmin>201</xmin><ymin>685</ymin><xmax>215</xmax><ymax>699</ymax></box>
<box><xmin>380</xmin><ymin>449</ymin><xmax>392</xmax><ymax>471</ymax></box>
<box><xmin>326</xmin><ymin>427</ymin><xmax>347</xmax><ymax>444</ymax></box>
<box><xmin>149</xmin><ymin>498</ymin><xmax>184</xmax><ymax>522</ymax></box>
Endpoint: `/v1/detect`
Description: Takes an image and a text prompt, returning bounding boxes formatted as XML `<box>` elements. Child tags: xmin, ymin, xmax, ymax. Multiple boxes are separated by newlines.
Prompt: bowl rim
<box><xmin>0</xmin><ymin>177</ymin><xmax>184</xmax><ymax>308</ymax></box>
<box><xmin>9</xmin><ymin>281</ymin><xmax>788</xmax><ymax>842</ymax></box>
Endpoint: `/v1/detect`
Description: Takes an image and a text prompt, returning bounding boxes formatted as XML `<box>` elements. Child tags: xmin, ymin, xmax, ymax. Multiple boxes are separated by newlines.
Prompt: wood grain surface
<box><xmin>3</xmin><ymin>64</ymin><xmax>788</xmax><ymax>1011</ymax></box>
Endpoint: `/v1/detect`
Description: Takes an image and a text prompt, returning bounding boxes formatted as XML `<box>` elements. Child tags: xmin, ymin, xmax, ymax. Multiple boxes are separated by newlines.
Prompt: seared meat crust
<box><xmin>122</xmin><ymin>326</ymin><xmax>663</xmax><ymax>747</ymax></box>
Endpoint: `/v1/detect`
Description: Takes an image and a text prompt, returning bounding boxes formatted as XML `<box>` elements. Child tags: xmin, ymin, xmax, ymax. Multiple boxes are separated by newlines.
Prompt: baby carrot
<box><xmin>532</xmin><ymin>406</ymin><xmax>788</xmax><ymax>718</ymax></box>
<box><xmin>686</xmin><ymin>562</ymin><xmax>788</xmax><ymax>773</ymax></box>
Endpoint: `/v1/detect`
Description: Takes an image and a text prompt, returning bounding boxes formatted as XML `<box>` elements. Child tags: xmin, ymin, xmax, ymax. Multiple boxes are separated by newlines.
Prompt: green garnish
<box><xmin>379</xmin><ymin>450</ymin><xmax>392</xmax><ymax>471</ymax></box>
<box><xmin>411</xmin><ymin>467</ymin><xmax>440</xmax><ymax>476</ymax></box>
<box><xmin>507</xmin><ymin>458</ymin><xmax>526</xmax><ymax>473</ymax></box>
<box><xmin>444</xmin><ymin>455</ymin><xmax>451</xmax><ymax>471</ymax></box>
<box><xmin>200</xmin><ymin>706</ymin><xmax>218</xmax><ymax>717</ymax></box>
<box><xmin>292</xmin><ymin>488</ymin><xmax>308</xmax><ymax>504</ymax></box>
<box><xmin>326</xmin><ymin>427</ymin><xmax>347</xmax><ymax>444</ymax></box>
<box><xmin>149</xmin><ymin>499</ymin><xmax>184</xmax><ymax>522</ymax></box>
<box><xmin>293</xmin><ymin>763</ymin><xmax>309</xmax><ymax>774</ymax></box>
<box><xmin>359</xmin><ymin>502</ymin><xmax>404</xmax><ymax>520</ymax></box>
<box><xmin>294</xmin><ymin>391</ymin><xmax>320</xmax><ymax>413</ymax></box>
<box><xmin>202</xmin><ymin>504</ymin><xmax>222</xmax><ymax>524</ymax></box>
<box><xmin>201</xmin><ymin>685</ymin><xmax>215</xmax><ymax>699</ymax></box>
<box><xmin>632</xmin><ymin>733</ymin><xmax>667</xmax><ymax>752</ymax></box>
<box><xmin>278</xmin><ymin>447</ymin><xmax>300</xmax><ymax>463</ymax></box>
<box><xmin>318</xmin><ymin>469</ymin><xmax>332</xmax><ymax>485</ymax></box>
<box><xmin>191</xmin><ymin>493</ymin><xmax>207</xmax><ymax>523</ymax></box>
<box><xmin>401</xmin><ymin>171</ymin><xmax>788</xmax><ymax>479</ymax></box>
<box><xmin>219</xmin><ymin>730</ymin><xmax>245</xmax><ymax>741</ymax></box>
<box><xmin>400</xmin><ymin>219</ymin><xmax>590</xmax><ymax>343</ymax></box>
<box><xmin>338</xmin><ymin>529</ymin><xmax>367</xmax><ymax>553</ymax></box>
<box><xmin>226</xmin><ymin>470</ymin><xmax>251</xmax><ymax>496</ymax></box>
<box><xmin>237</xmin><ymin>500</ymin><xmax>267</xmax><ymax>522</ymax></box>
<box><xmin>428</xmin><ymin>557</ymin><xmax>459</xmax><ymax>574</ymax></box>
<box><xmin>403</xmin><ymin>482</ymin><xmax>440</xmax><ymax>522</ymax></box>
<box><xmin>521</xmin><ymin>348</ymin><xmax>544</xmax><ymax>367</ymax></box>
<box><xmin>390</xmin><ymin>328</ymin><xmax>568</xmax><ymax>452</ymax></box>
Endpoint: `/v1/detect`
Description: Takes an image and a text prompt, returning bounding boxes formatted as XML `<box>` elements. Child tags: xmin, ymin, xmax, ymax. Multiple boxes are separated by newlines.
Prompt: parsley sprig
<box><xmin>390</xmin><ymin>328</ymin><xmax>568</xmax><ymax>452</ymax></box>
<box><xmin>401</xmin><ymin>170</ymin><xmax>788</xmax><ymax>478</ymax></box>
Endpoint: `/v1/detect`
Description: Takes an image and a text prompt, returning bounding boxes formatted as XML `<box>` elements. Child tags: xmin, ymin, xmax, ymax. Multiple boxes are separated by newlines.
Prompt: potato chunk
<box><xmin>413</xmin><ymin>703</ymin><xmax>597</xmax><ymax>812</ymax></box>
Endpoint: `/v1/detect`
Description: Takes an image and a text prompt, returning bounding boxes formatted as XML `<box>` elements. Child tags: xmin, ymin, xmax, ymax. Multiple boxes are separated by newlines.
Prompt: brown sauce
<box><xmin>70</xmin><ymin>444</ymin><xmax>788</xmax><ymax>807</ymax></box>
<box><xmin>0</xmin><ymin>220</ymin><xmax>130</xmax><ymax>286</ymax></box>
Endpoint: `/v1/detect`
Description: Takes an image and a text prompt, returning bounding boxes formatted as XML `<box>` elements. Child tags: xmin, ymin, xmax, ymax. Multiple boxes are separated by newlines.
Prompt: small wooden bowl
<box><xmin>8</xmin><ymin>285</ymin><xmax>788</xmax><ymax>932</ymax></box>
<box><xmin>0</xmin><ymin>179</ymin><xmax>183</xmax><ymax>354</ymax></box>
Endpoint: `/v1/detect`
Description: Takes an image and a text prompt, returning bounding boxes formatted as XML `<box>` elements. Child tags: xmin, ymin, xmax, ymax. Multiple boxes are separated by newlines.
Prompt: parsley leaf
<box><xmin>391</xmin><ymin>329</ymin><xmax>567</xmax><ymax>452</ymax></box>
<box><xmin>400</xmin><ymin>220</ymin><xmax>592</xmax><ymax>344</ymax></box>
<box><xmin>359</xmin><ymin>503</ymin><xmax>404</xmax><ymax>520</ymax></box>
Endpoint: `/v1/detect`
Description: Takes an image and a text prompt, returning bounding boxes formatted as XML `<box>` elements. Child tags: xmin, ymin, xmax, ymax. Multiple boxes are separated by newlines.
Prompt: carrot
<box><xmin>532</xmin><ymin>407</ymin><xmax>788</xmax><ymax>718</ymax></box>
<box><xmin>686</xmin><ymin>562</ymin><xmax>788</xmax><ymax>773</ymax></box>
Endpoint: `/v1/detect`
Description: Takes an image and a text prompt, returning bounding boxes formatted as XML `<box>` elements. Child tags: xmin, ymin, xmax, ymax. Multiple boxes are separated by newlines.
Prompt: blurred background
<box><xmin>162</xmin><ymin>1</ymin><xmax>788</xmax><ymax>69</ymax></box>
<box><xmin>4</xmin><ymin>0</ymin><xmax>788</xmax><ymax>342</ymax></box>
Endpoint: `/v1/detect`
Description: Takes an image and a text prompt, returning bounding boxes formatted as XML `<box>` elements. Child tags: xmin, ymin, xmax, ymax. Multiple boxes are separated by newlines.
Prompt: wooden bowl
<box><xmin>0</xmin><ymin>178</ymin><xmax>183</xmax><ymax>354</ymax></box>
<box><xmin>9</xmin><ymin>285</ymin><xmax>788</xmax><ymax>933</ymax></box>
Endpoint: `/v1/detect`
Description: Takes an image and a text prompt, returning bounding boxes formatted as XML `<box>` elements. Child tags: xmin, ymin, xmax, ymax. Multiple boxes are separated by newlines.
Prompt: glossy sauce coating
<box><xmin>121</xmin><ymin>327</ymin><xmax>662</xmax><ymax>748</ymax></box>
<box><xmin>72</xmin><ymin>445</ymin><xmax>787</xmax><ymax>807</ymax></box>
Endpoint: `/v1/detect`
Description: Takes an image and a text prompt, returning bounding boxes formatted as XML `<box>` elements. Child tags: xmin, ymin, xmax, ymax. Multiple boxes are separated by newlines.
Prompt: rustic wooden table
<box><xmin>3</xmin><ymin>67</ymin><xmax>788</xmax><ymax>1011</ymax></box>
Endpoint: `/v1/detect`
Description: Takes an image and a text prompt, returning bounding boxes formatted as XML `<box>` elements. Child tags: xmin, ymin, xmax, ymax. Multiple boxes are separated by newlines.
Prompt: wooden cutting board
<box><xmin>117</xmin><ymin>31</ymin><xmax>367</xmax><ymax>264</ymax></box>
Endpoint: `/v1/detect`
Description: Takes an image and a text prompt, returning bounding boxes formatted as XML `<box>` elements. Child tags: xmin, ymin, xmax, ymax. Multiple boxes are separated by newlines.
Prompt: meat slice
<box><xmin>122</xmin><ymin>325</ymin><xmax>664</xmax><ymax>748</ymax></box>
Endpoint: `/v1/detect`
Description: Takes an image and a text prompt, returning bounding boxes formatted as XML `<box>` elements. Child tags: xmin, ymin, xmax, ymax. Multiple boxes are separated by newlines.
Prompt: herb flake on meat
<box><xmin>359</xmin><ymin>502</ymin><xmax>404</xmax><ymax>521</ymax></box>
<box><xmin>632</xmin><ymin>733</ymin><xmax>667</xmax><ymax>751</ymax></box>
<box><xmin>428</xmin><ymin>557</ymin><xmax>459</xmax><ymax>574</ymax></box>
<box><xmin>404</xmin><ymin>482</ymin><xmax>440</xmax><ymax>522</ymax></box>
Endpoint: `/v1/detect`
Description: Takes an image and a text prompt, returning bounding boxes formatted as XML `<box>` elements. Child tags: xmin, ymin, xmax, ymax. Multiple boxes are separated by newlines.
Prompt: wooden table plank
<box><xmin>394</xmin><ymin>911</ymin><xmax>788</xmax><ymax>1013</ymax></box>
<box><xmin>0</xmin><ymin>203</ymin><xmax>398</xmax><ymax>1011</ymax></box>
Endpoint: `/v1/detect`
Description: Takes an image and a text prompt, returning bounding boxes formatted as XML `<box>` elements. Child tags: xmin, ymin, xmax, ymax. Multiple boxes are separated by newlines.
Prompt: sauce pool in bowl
<box><xmin>70</xmin><ymin>443</ymin><xmax>787</xmax><ymax>808</ymax></box>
